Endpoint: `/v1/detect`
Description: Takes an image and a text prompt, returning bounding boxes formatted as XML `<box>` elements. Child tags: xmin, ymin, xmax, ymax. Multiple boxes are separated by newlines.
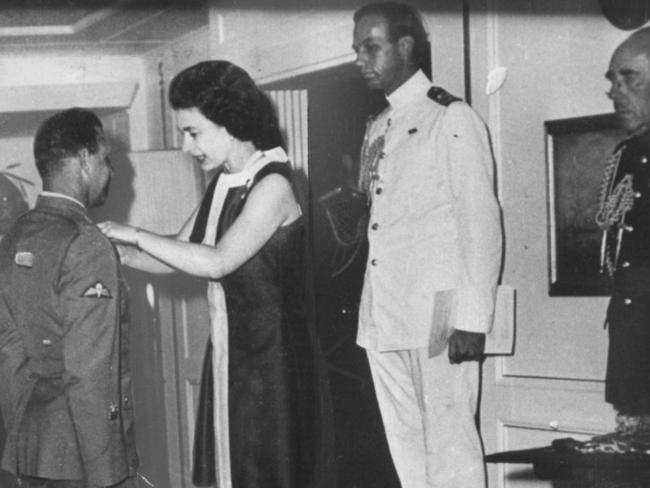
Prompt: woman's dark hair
<box><xmin>169</xmin><ymin>60</ymin><xmax>284</xmax><ymax>150</ymax></box>
<box><xmin>33</xmin><ymin>107</ymin><xmax>103</xmax><ymax>181</ymax></box>
<box><xmin>354</xmin><ymin>2</ymin><xmax>431</xmax><ymax>76</ymax></box>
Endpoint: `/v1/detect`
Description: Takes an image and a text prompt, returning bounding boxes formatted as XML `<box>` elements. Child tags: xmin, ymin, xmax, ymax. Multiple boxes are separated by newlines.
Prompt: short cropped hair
<box><xmin>169</xmin><ymin>60</ymin><xmax>284</xmax><ymax>151</ymax></box>
<box><xmin>354</xmin><ymin>2</ymin><xmax>429</xmax><ymax>72</ymax></box>
<box><xmin>33</xmin><ymin>108</ymin><xmax>103</xmax><ymax>180</ymax></box>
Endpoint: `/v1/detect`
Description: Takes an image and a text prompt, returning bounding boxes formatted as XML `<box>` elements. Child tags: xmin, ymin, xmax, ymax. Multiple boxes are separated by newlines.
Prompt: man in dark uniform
<box><xmin>598</xmin><ymin>26</ymin><xmax>650</xmax><ymax>433</ymax></box>
<box><xmin>0</xmin><ymin>108</ymin><xmax>138</xmax><ymax>487</ymax></box>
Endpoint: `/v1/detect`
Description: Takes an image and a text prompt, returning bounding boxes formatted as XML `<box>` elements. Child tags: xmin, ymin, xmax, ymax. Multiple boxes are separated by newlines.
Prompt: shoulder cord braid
<box><xmin>595</xmin><ymin>148</ymin><xmax>635</xmax><ymax>276</ymax></box>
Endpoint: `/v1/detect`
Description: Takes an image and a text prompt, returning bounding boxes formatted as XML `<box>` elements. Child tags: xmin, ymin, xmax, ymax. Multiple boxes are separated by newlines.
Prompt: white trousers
<box><xmin>366</xmin><ymin>348</ymin><xmax>486</xmax><ymax>488</ymax></box>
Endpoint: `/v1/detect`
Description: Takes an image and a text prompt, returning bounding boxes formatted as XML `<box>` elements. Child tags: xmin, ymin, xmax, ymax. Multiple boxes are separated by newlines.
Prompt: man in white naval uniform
<box><xmin>352</xmin><ymin>3</ymin><xmax>503</xmax><ymax>487</ymax></box>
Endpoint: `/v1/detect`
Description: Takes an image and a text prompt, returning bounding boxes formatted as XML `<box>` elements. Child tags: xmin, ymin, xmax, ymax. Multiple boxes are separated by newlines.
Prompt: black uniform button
<box><xmin>635</xmin><ymin>191</ymin><xmax>642</xmax><ymax>198</ymax></box>
<box><xmin>375</xmin><ymin>187</ymin><xmax>383</xmax><ymax>195</ymax></box>
<box><xmin>642</xmin><ymin>156</ymin><xmax>648</xmax><ymax>164</ymax></box>
<box><xmin>624</xmin><ymin>298</ymin><xmax>632</xmax><ymax>305</ymax></box>
<box><xmin>371</xmin><ymin>259</ymin><xmax>378</xmax><ymax>266</ymax></box>
<box><xmin>108</xmin><ymin>403</ymin><xmax>120</xmax><ymax>420</ymax></box>
<box><xmin>625</xmin><ymin>225</ymin><xmax>634</xmax><ymax>232</ymax></box>
<box><xmin>371</xmin><ymin>223</ymin><xmax>379</xmax><ymax>230</ymax></box>
<box><xmin>621</xmin><ymin>261</ymin><xmax>631</xmax><ymax>268</ymax></box>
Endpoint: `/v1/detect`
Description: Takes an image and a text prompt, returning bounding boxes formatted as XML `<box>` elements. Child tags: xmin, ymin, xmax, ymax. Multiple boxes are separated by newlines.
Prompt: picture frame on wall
<box><xmin>545</xmin><ymin>113</ymin><xmax>626</xmax><ymax>296</ymax></box>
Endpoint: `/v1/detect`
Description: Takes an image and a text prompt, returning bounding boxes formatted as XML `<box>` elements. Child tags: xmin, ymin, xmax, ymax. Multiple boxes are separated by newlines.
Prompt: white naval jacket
<box><xmin>357</xmin><ymin>70</ymin><xmax>503</xmax><ymax>353</ymax></box>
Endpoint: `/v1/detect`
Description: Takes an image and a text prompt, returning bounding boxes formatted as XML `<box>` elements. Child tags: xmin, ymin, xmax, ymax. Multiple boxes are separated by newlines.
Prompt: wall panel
<box><xmin>474</xmin><ymin>1</ymin><xmax>642</xmax><ymax>486</ymax></box>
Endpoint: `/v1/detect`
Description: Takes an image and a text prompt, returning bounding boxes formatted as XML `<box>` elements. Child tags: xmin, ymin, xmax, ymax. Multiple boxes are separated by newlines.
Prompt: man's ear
<box><xmin>77</xmin><ymin>148</ymin><xmax>92</xmax><ymax>179</ymax></box>
<box><xmin>78</xmin><ymin>148</ymin><xmax>90</xmax><ymax>170</ymax></box>
<box><xmin>397</xmin><ymin>35</ymin><xmax>415</xmax><ymax>64</ymax></box>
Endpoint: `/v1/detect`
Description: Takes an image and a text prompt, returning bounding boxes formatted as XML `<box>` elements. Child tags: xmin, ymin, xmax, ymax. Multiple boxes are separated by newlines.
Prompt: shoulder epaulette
<box><xmin>366</xmin><ymin>107</ymin><xmax>385</xmax><ymax>123</ymax></box>
<box><xmin>427</xmin><ymin>86</ymin><xmax>462</xmax><ymax>106</ymax></box>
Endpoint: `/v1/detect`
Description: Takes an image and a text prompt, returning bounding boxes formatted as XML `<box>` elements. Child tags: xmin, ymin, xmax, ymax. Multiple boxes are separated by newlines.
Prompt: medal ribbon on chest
<box><xmin>359</xmin><ymin>117</ymin><xmax>391</xmax><ymax>198</ymax></box>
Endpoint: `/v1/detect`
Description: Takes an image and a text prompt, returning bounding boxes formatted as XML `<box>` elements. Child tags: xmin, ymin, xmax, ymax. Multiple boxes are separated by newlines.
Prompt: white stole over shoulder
<box><xmin>200</xmin><ymin>147</ymin><xmax>289</xmax><ymax>487</ymax></box>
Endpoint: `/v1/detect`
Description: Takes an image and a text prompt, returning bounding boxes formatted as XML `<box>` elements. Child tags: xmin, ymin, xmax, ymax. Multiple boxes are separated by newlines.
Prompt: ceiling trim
<box><xmin>0</xmin><ymin>25</ymin><xmax>76</xmax><ymax>37</ymax></box>
<box><xmin>0</xmin><ymin>3</ymin><xmax>122</xmax><ymax>37</ymax></box>
<box><xmin>72</xmin><ymin>3</ymin><xmax>125</xmax><ymax>34</ymax></box>
<box><xmin>0</xmin><ymin>81</ymin><xmax>139</xmax><ymax>113</ymax></box>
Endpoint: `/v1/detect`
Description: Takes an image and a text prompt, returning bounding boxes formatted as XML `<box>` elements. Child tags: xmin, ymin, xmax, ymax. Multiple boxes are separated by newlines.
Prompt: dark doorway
<box><xmin>264</xmin><ymin>63</ymin><xmax>398</xmax><ymax>488</ymax></box>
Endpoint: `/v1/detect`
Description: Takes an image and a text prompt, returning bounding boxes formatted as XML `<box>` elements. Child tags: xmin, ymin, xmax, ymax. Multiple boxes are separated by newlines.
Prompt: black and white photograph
<box><xmin>1</xmin><ymin>1</ymin><xmax>650</xmax><ymax>488</ymax></box>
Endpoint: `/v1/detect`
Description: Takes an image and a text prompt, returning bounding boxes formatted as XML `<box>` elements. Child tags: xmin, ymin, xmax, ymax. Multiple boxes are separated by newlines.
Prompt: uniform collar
<box><xmin>40</xmin><ymin>191</ymin><xmax>85</xmax><ymax>209</ymax></box>
<box><xmin>385</xmin><ymin>70</ymin><xmax>431</xmax><ymax>109</ymax></box>
<box><xmin>37</xmin><ymin>192</ymin><xmax>88</xmax><ymax>220</ymax></box>
<box><xmin>628</xmin><ymin>128</ymin><xmax>650</xmax><ymax>144</ymax></box>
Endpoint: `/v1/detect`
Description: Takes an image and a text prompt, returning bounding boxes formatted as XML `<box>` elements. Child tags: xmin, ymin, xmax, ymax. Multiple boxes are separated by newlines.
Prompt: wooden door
<box><xmin>115</xmin><ymin>149</ymin><xmax>207</xmax><ymax>488</ymax></box>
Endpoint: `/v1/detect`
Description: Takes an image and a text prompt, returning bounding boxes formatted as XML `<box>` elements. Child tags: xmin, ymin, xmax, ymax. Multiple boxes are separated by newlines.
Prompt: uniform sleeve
<box><xmin>0</xmin><ymin>291</ymin><xmax>33</xmax><ymax>433</ymax></box>
<box><xmin>444</xmin><ymin>102</ymin><xmax>503</xmax><ymax>333</ymax></box>
<box><xmin>56</xmin><ymin>228</ymin><xmax>127</xmax><ymax>484</ymax></box>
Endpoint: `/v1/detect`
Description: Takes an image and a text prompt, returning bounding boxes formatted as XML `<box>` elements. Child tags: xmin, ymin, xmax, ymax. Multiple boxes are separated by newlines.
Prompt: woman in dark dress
<box><xmin>99</xmin><ymin>60</ymin><xmax>320</xmax><ymax>488</ymax></box>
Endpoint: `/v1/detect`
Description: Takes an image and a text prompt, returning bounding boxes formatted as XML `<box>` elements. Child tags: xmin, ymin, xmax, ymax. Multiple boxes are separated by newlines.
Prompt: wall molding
<box><xmin>0</xmin><ymin>80</ymin><xmax>138</xmax><ymax>113</ymax></box>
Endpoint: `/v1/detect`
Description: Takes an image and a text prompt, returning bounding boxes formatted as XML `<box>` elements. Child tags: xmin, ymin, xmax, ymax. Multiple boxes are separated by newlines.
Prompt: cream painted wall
<box><xmin>206</xmin><ymin>0</ymin><xmax>466</xmax><ymax>92</ymax></box>
<box><xmin>478</xmin><ymin>3</ymin><xmax>625</xmax><ymax>388</ymax></box>
<box><xmin>142</xmin><ymin>2</ymin><xmax>466</xmax><ymax>157</ymax></box>
<box><xmin>471</xmin><ymin>1</ymin><xmax>629</xmax><ymax>383</ymax></box>
<box><xmin>143</xmin><ymin>27</ymin><xmax>211</xmax><ymax>150</ymax></box>
<box><xmin>468</xmin><ymin>1</ymin><xmax>645</xmax><ymax>486</ymax></box>
<box><xmin>0</xmin><ymin>53</ymin><xmax>142</xmax><ymax>88</ymax></box>
<box><xmin>0</xmin><ymin>137</ymin><xmax>39</xmax><ymax>207</ymax></box>
<box><xmin>0</xmin><ymin>52</ymin><xmax>148</xmax><ymax>206</ymax></box>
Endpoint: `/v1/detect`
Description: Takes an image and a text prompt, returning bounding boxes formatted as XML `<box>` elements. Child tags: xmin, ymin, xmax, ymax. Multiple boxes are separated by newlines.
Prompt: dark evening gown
<box><xmin>190</xmin><ymin>149</ymin><xmax>320</xmax><ymax>488</ymax></box>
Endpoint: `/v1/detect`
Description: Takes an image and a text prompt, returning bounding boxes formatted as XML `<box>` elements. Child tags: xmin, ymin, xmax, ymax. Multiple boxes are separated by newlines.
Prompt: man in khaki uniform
<box><xmin>0</xmin><ymin>108</ymin><xmax>137</xmax><ymax>488</ymax></box>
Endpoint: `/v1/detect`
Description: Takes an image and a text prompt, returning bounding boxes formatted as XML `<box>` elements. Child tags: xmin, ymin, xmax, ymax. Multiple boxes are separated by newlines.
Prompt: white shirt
<box><xmin>40</xmin><ymin>191</ymin><xmax>85</xmax><ymax>209</ymax></box>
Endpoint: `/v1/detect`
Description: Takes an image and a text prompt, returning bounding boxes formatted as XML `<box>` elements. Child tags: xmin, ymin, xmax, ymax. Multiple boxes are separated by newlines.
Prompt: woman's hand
<box><xmin>98</xmin><ymin>222</ymin><xmax>179</xmax><ymax>274</ymax></box>
<box><xmin>98</xmin><ymin>221</ymin><xmax>139</xmax><ymax>246</ymax></box>
<box><xmin>448</xmin><ymin>330</ymin><xmax>485</xmax><ymax>364</ymax></box>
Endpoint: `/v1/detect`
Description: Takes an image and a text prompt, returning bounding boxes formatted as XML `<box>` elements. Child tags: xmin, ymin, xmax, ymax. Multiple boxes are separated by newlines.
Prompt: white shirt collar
<box><xmin>386</xmin><ymin>70</ymin><xmax>431</xmax><ymax>109</ymax></box>
<box><xmin>40</xmin><ymin>191</ymin><xmax>85</xmax><ymax>209</ymax></box>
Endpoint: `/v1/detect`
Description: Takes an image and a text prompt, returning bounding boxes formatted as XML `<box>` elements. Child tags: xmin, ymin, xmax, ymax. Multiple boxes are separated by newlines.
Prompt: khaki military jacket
<box><xmin>0</xmin><ymin>194</ymin><xmax>137</xmax><ymax>485</ymax></box>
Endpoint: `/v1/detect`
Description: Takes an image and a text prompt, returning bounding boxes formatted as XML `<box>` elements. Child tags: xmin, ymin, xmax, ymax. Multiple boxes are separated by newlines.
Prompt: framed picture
<box><xmin>545</xmin><ymin>113</ymin><xmax>626</xmax><ymax>296</ymax></box>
